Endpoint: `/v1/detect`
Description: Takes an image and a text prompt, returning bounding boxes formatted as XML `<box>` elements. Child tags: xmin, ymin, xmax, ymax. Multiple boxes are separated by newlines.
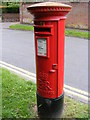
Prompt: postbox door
<box><xmin>35</xmin><ymin>36</ymin><xmax>58</xmax><ymax>99</ymax></box>
<box><xmin>34</xmin><ymin>22</ymin><xmax>59</xmax><ymax>99</ymax></box>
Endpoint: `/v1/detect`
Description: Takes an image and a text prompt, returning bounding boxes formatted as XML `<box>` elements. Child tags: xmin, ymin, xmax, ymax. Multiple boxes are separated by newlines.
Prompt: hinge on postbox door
<box><xmin>52</xmin><ymin>64</ymin><xmax>58</xmax><ymax>70</ymax></box>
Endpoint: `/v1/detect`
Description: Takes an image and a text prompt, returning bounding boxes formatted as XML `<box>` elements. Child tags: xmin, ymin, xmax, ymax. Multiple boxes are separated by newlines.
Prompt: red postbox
<box><xmin>27</xmin><ymin>2</ymin><xmax>71</xmax><ymax>118</ymax></box>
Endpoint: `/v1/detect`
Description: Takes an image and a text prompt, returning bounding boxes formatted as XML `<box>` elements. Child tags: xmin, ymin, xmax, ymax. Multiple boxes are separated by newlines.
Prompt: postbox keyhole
<box><xmin>52</xmin><ymin>64</ymin><xmax>58</xmax><ymax>69</ymax></box>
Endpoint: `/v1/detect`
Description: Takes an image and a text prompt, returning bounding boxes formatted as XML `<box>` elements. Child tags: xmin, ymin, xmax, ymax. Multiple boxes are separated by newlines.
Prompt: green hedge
<box><xmin>2</xmin><ymin>5</ymin><xmax>19</xmax><ymax>13</ymax></box>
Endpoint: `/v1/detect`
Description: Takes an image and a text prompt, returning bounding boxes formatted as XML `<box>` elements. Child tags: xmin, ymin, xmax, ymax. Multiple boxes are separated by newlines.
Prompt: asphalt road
<box><xmin>0</xmin><ymin>23</ymin><xmax>88</xmax><ymax>92</ymax></box>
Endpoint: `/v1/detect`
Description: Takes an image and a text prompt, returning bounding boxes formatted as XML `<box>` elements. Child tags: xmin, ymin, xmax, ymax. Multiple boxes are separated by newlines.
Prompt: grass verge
<box><xmin>65</xmin><ymin>29</ymin><xmax>89</xmax><ymax>39</ymax></box>
<box><xmin>1</xmin><ymin>68</ymin><xmax>88</xmax><ymax>118</ymax></box>
<box><xmin>63</xmin><ymin>96</ymin><xmax>88</xmax><ymax>118</ymax></box>
<box><xmin>9</xmin><ymin>24</ymin><xmax>34</xmax><ymax>31</ymax></box>
<box><xmin>2</xmin><ymin>68</ymin><xmax>36</xmax><ymax>118</ymax></box>
<box><xmin>9</xmin><ymin>24</ymin><xmax>89</xmax><ymax>39</ymax></box>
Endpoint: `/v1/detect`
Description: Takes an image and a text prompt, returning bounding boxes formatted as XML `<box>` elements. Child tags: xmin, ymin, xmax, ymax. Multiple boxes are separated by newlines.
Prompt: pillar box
<box><xmin>27</xmin><ymin>2</ymin><xmax>71</xmax><ymax>118</ymax></box>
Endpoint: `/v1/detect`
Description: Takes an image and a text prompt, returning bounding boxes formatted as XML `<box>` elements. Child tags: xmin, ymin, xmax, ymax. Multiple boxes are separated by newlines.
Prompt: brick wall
<box><xmin>20</xmin><ymin>2</ymin><xmax>88</xmax><ymax>30</ymax></box>
<box><xmin>65</xmin><ymin>2</ymin><xmax>88</xmax><ymax>30</ymax></box>
<box><xmin>2</xmin><ymin>13</ymin><xmax>19</xmax><ymax>22</ymax></box>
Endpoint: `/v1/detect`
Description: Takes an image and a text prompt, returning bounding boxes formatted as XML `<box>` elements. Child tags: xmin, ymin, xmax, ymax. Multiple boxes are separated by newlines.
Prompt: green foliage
<box><xmin>2</xmin><ymin>2</ymin><xmax>19</xmax><ymax>6</ymax></box>
<box><xmin>2</xmin><ymin>2</ymin><xmax>19</xmax><ymax>13</ymax></box>
<box><xmin>7</xmin><ymin>2</ymin><xmax>19</xmax><ymax>7</ymax></box>
<box><xmin>2</xmin><ymin>6</ymin><xmax>19</xmax><ymax>13</ymax></box>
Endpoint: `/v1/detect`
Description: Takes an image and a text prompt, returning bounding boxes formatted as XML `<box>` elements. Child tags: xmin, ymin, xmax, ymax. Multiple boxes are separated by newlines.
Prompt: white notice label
<box><xmin>37</xmin><ymin>38</ymin><xmax>47</xmax><ymax>56</ymax></box>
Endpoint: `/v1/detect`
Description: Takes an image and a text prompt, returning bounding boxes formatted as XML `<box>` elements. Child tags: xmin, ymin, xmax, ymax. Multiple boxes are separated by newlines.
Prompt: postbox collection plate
<box><xmin>37</xmin><ymin>38</ymin><xmax>47</xmax><ymax>56</ymax></box>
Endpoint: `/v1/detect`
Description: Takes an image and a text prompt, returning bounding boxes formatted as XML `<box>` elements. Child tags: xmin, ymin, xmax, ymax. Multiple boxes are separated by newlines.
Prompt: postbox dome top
<box><xmin>28</xmin><ymin>2</ymin><xmax>71</xmax><ymax>8</ymax></box>
<box><xmin>27</xmin><ymin>2</ymin><xmax>72</xmax><ymax>19</ymax></box>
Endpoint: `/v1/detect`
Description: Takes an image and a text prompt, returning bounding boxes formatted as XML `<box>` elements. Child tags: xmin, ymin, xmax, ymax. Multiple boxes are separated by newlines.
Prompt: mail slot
<box><xmin>27</xmin><ymin>2</ymin><xmax>71</xmax><ymax>118</ymax></box>
<box><xmin>35</xmin><ymin>27</ymin><xmax>51</xmax><ymax>33</ymax></box>
<box><xmin>34</xmin><ymin>25</ymin><xmax>54</xmax><ymax>35</ymax></box>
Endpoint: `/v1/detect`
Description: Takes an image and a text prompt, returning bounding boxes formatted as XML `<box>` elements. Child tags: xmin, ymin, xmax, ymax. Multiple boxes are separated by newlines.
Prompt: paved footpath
<box><xmin>0</xmin><ymin>22</ymin><xmax>88</xmax><ymax>103</ymax></box>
